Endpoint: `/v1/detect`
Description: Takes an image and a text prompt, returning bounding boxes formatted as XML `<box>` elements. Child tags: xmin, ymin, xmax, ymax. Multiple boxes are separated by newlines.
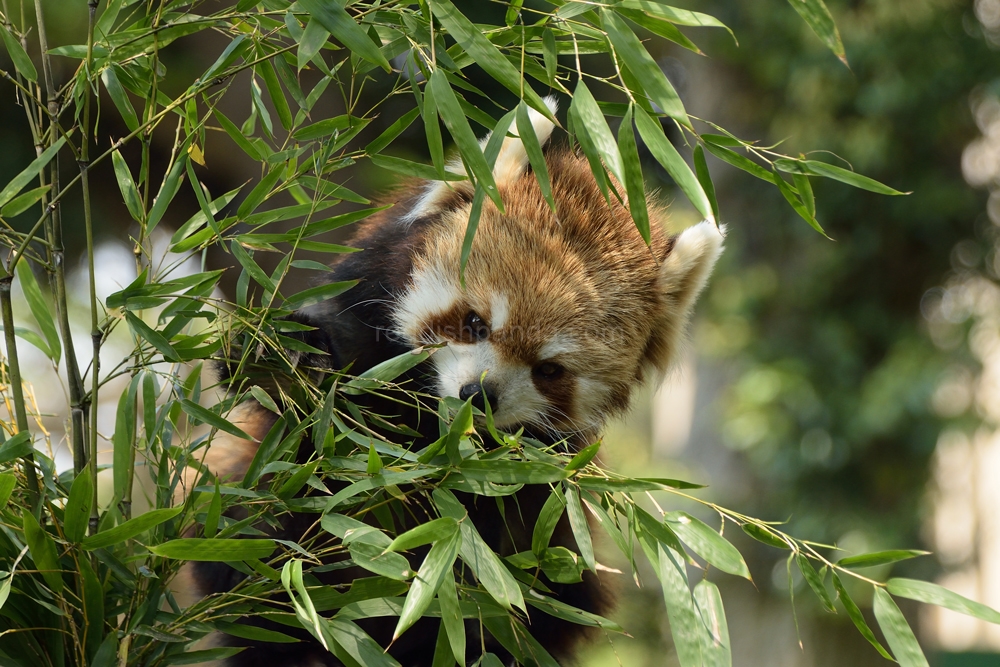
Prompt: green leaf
<box><xmin>873</xmin><ymin>587</ymin><xmax>929</xmax><ymax>667</ymax></box>
<box><xmin>297</xmin><ymin>18</ymin><xmax>329</xmax><ymax>71</ymax></box>
<box><xmin>294</xmin><ymin>114</ymin><xmax>362</xmax><ymax>141</ymax></box>
<box><xmin>230</xmin><ymin>241</ymin><xmax>277</xmax><ymax>294</ymax></box>
<box><xmin>694</xmin><ymin>580</ymin><xmax>732</xmax><ymax>667</ymax></box>
<box><xmin>693</xmin><ymin>144</ymin><xmax>720</xmax><ymax>222</ymax></box>
<box><xmin>617</xmin><ymin>105</ymin><xmax>651</xmax><ymax>243</ymax></box>
<box><xmin>657</xmin><ymin>544</ymin><xmax>704</xmax><ymax>667</ymax></box>
<box><xmin>1</xmin><ymin>184</ymin><xmax>49</xmax><ymax>217</ymax></box>
<box><xmin>388</xmin><ymin>518</ymin><xmax>460</xmax><ymax>553</ymax></box>
<box><xmin>433</xmin><ymin>488</ymin><xmax>525</xmax><ymax>611</ymax></box>
<box><xmin>204</xmin><ymin>479</ymin><xmax>222</xmax><ymax>538</ymax></box>
<box><xmin>83</xmin><ymin>506</ymin><xmax>183</xmax><ymax>550</ymax></box>
<box><xmin>125</xmin><ymin>311</ymin><xmax>179</xmax><ymax>362</ymax></box>
<box><xmin>102</xmin><ymin>66</ymin><xmax>138</xmax><ymax>132</ymax></box>
<box><xmin>602</xmin><ymin>9</ymin><xmax>688</xmax><ymax>126</ymax></box>
<box><xmin>150</xmin><ymin>538</ymin><xmax>276</xmax><ymax>561</ymax></box>
<box><xmin>838</xmin><ymin>550</ymin><xmax>930</xmax><ymax>569</ymax></box>
<box><xmin>14</xmin><ymin>261</ymin><xmax>60</xmax><ymax>363</ymax></box>
<box><xmin>564</xmin><ymin>486</ymin><xmax>595</xmax><ymax>572</ymax></box>
<box><xmin>741</xmin><ymin>523</ymin><xmax>790</xmax><ymax>549</ymax></box>
<box><xmin>282</xmin><ymin>280</ymin><xmax>358</xmax><ymax>311</ymax></box>
<box><xmin>299</xmin><ymin>0</ymin><xmax>391</xmax><ymax>72</ymax></box>
<box><xmin>577</xmin><ymin>476</ymin><xmax>703</xmax><ymax>492</ymax></box>
<box><xmin>437</xmin><ymin>573</ymin><xmax>465</xmax><ymax>664</ymax></box>
<box><xmin>214</xmin><ymin>108</ymin><xmax>266</xmax><ymax>161</ymax></box>
<box><xmin>112</xmin><ymin>374</ymin><xmax>138</xmax><ymax>500</ymax></box>
<box><xmin>366</xmin><ymin>107</ymin><xmax>421</xmax><ymax>155</ymax></box>
<box><xmin>342</xmin><ymin>345</ymin><xmax>435</xmax><ymax>394</ymax></box>
<box><xmin>180</xmin><ymin>399</ymin><xmax>252</xmax><ymax>440</ymax></box>
<box><xmin>23</xmin><ymin>511</ymin><xmax>63</xmax><ymax>592</ymax></box>
<box><xmin>887</xmin><ymin>578</ymin><xmax>1000</xmax><ymax>625</ymax></box>
<box><xmin>532</xmin><ymin>489</ymin><xmax>567</xmax><ymax>558</ymax></box>
<box><xmin>429</xmin><ymin>70</ymin><xmax>502</xmax><ymax>211</ymax></box>
<box><xmin>543</xmin><ymin>28</ymin><xmax>558</xmax><ymax>84</ymax></box>
<box><xmin>570</xmin><ymin>79</ymin><xmax>623</xmax><ymax>185</ymax></box>
<box><xmin>238</xmin><ymin>166</ymin><xmax>283</xmax><ymax>220</ymax></box>
<box><xmin>0</xmin><ymin>137</ymin><xmax>66</xmax><ymax>207</ymax></box>
<box><xmin>430</xmin><ymin>0</ymin><xmax>553</xmax><ymax>122</ymax></box>
<box><xmin>796</xmin><ymin>554</ymin><xmax>835</xmax><ymax>612</ymax></box>
<box><xmin>516</xmin><ymin>101</ymin><xmax>555</xmax><ymax>213</ymax></box>
<box><xmin>394</xmin><ymin>529</ymin><xmax>462</xmax><ymax>639</ymax></box>
<box><xmin>0</xmin><ymin>25</ymin><xmax>36</xmax><ymax>81</ymax></box>
<box><xmin>775</xmin><ymin>158</ymin><xmax>908</xmax><ymax>195</ymax></box>
<box><xmin>63</xmin><ymin>468</ymin><xmax>94</xmax><ymax>543</ymax></box>
<box><xmin>773</xmin><ymin>169</ymin><xmax>827</xmax><ymax>237</ymax></box>
<box><xmin>665</xmin><ymin>512</ymin><xmax>750</xmax><ymax>579</ymax></box>
<box><xmin>0</xmin><ymin>431</ymin><xmax>32</xmax><ymax>465</ymax></box>
<box><xmin>215</xmin><ymin>621</ymin><xmax>298</xmax><ymax>643</ymax></box>
<box><xmin>832</xmin><ymin>573</ymin><xmax>893</xmax><ymax>660</ymax></box>
<box><xmin>785</xmin><ymin>0</ymin><xmax>847</xmax><ymax>65</ymax></box>
<box><xmin>618</xmin><ymin>1</ymin><xmax>733</xmax><ymax>35</ymax></box>
<box><xmin>147</xmin><ymin>153</ymin><xmax>187</xmax><ymax>234</ymax></box>
<box><xmin>112</xmin><ymin>150</ymin><xmax>143</xmax><ymax>221</ymax></box>
<box><xmin>634</xmin><ymin>108</ymin><xmax>713</xmax><ymax>222</ymax></box>
<box><xmin>0</xmin><ymin>473</ymin><xmax>16</xmax><ymax>507</ymax></box>
<box><xmin>327</xmin><ymin>618</ymin><xmax>402</xmax><ymax>667</ymax></box>
<box><xmin>565</xmin><ymin>442</ymin><xmax>600</xmax><ymax>471</ymax></box>
<box><xmin>349</xmin><ymin>540</ymin><xmax>414</xmax><ymax>581</ymax></box>
<box><xmin>458</xmin><ymin>460</ymin><xmax>568</xmax><ymax>484</ymax></box>
<box><xmin>702</xmin><ymin>141</ymin><xmax>775</xmax><ymax>184</ymax></box>
<box><xmin>369</xmin><ymin>154</ymin><xmax>467</xmax><ymax>181</ymax></box>
<box><xmin>259</xmin><ymin>61</ymin><xmax>292</xmax><ymax>131</ymax></box>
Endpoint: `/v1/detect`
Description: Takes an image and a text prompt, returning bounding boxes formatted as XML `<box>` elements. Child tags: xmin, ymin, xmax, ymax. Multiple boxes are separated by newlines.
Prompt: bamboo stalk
<box><xmin>33</xmin><ymin>0</ymin><xmax>89</xmax><ymax>481</ymax></box>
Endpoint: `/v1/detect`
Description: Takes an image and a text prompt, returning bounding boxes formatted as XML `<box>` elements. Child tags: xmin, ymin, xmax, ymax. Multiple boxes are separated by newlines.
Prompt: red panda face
<box><xmin>392</xmin><ymin>99</ymin><xmax>724</xmax><ymax>443</ymax></box>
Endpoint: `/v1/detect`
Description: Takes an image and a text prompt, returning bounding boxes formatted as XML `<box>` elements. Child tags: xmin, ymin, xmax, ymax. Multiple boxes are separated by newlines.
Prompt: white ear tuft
<box><xmin>645</xmin><ymin>220</ymin><xmax>725</xmax><ymax>373</ymax></box>
<box><xmin>492</xmin><ymin>96</ymin><xmax>559</xmax><ymax>186</ymax></box>
<box><xmin>402</xmin><ymin>97</ymin><xmax>559</xmax><ymax>223</ymax></box>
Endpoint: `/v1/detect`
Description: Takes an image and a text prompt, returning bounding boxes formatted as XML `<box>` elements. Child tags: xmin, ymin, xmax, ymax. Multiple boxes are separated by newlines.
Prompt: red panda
<box><xmin>188</xmin><ymin>98</ymin><xmax>723</xmax><ymax>666</ymax></box>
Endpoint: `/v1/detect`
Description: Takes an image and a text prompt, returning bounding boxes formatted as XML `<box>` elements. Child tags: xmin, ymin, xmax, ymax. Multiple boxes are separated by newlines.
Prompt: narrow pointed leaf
<box><xmin>299</xmin><ymin>0</ymin><xmax>391</xmax><ymax>72</ymax></box>
<box><xmin>150</xmin><ymin>538</ymin><xmax>276</xmax><ymax>561</ymax></box>
<box><xmin>665</xmin><ymin>512</ymin><xmax>750</xmax><ymax>579</ymax></box>
<box><xmin>832</xmin><ymin>573</ymin><xmax>893</xmax><ymax>660</ymax></box>
<box><xmin>0</xmin><ymin>136</ymin><xmax>65</xmax><ymax>209</ymax></box>
<box><xmin>112</xmin><ymin>150</ymin><xmax>144</xmax><ymax>221</ymax></box>
<box><xmin>796</xmin><ymin>555</ymin><xmax>836</xmax><ymax>612</ymax></box>
<box><xmin>873</xmin><ymin>587</ymin><xmax>929</xmax><ymax>667</ymax></box>
<box><xmin>83</xmin><ymin>507</ymin><xmax>183</xmax><ymax>550</ymax></box>
<box><xmin>887</xmin><ymin>578</ymin><xmax>1000</xmax><ymax>624</ymax></box>
<box><xmin>694</xmin><ymin>580</ymin><xmax>731</xmax><ymax>667</ymax></box>
<box><xmin>14</xmin><ymin>261</ymin><xmax>60</xmax><ymax>363</ymax></box>
<box><xmin>657</xmin><ymin>544</ymin><xmax>704</xmax><ymax>667</ymax></box>
<box><xmin>634</xmin><ymin>108</ymin><xmax>712</xmax><ymax>221</ymax></box>
<box><xmin>617</xmin><ymin>105</ymin><xmax>651</xmax><ymax>243</ymax></box>
<box><xmin>838</xmin><ymin>550</ymin><xmax>930</xmax><ymax>570</ymax></box>
<box><xmin>565</xmin><ymin>486</ymin><xmax>595</xmax><ymax>572</ymax></box>
<box><xmin>785</xmin><ymin>0</ymin><xmax>847</xmax><ymax>65</ymax></box>
<box><xmin>0</xmin><ymin>25</ymin><xmax>36</xmax><ymax>80</ymax></box>
<box><xmin>64</xmin><ymin>468</ymin><xmax>94</xmax><ymax>543</ymax></box>
<box><xmin>394</xmin><ymin>529</ymin><xmax>461</xmax><ymax>639</ymax></box>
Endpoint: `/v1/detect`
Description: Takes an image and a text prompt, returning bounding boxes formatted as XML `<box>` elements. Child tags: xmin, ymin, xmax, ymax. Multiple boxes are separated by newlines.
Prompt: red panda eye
<box><xmin>533</xmin><ymin>362</ymin><xmax>564</xmax><ymax>379</ymax></box>
<box><xmin>463</xmin><ymin>311</ymin><xmax>490</xmax><ymax>341</ymax></box>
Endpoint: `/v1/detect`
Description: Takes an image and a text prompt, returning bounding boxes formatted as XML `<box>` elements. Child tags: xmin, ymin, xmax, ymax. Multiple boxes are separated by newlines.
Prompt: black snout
<box><xmin>459</xmin><ymin>382</ymin><xmax>498</xmax><ymax>412</ymax></box>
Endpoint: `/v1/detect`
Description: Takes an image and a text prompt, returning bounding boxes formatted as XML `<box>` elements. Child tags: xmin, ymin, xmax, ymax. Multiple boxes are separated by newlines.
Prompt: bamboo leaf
<box><xmin>565</xmin><ymin>486</ymin><xmax>596</xmax><ymax>572</ymax></box>
<box><xmin>429</xmin><ymin>0</ymin><xmax>553</xmax><ymax>122</ymax></box>
<box><xmin>83</xmin><ymin>507</ymin><xmax>183</xmax><ymax>550</ymax></box>
<box><xmin>180</xmin><ymin>399</ymin><xmax>252</xmax><ymax>440</ymax></box>
<box><xmin>665</xmin><ymin>512</ymin><xmax>751</xmax><ymax>580</ymax></box>
<box><xmin>634</xmin><ymin>107</ymin><xmax>713</xmax><ymax>222</ymax></box>
<box><xmin>569</xmin><ymin>79</ymin><xmax>623</xmax><ymax>185</ymax></box>
<box><xmin>873</xmin><ymin>587</ymin><xmax>930</xmax><ymax>667</ymax></box>
<box><xmin>618</xmin><ymin>105</ymin><xmax>651</xmax><ymax>243</ymax></box>
<box><xmin>297</xmin><ymin>18</ymin><xmax>329</xmax><ymax>70</ymax></box>
<box><xmin>0</xmin><ymin>136</ymin><xmax>65</xmax><ymax>209</ymax></box>
<box><xmin>428</xmin><ymin>70</ymin><xmax>502</xmax><ymax>211</ymax></box>
<box><xmin>366</xmin><ymin>107</ymin><xmax>421</xmax><ymax>155</ymax></box>
<box><xmin>887</xmin><ymin>578</ymin><xmax>1000</xmax><ymax>625</ymax></box>
<box><xmin>14</xmin><ymin>260</ymin><xmax>60</xmax><ymax>363</ymax></box>
<box><xmin>832</xmin><ymin>573</ymin><xmax>893</xmax><ymax>660</ymax></box>
<box><xmin>532</xmin><ymin>489</ymin><xmax>567</xmax><ymax>558</ymax></box>
<box><xmin>838</xmin><ymin>550</ymin><xmax>930</xmax><ymax>570</ymax></box>
<box><xmin>204</xmin><ymin>479</ymin><xmax>222</xmax><ymax>538</ymax></box>
<box><xmin>282</xmin><ymin>280</ymin><xmax>358</xmax><ymax>311</ymax></box>
<box><xmin>693</xmin><ymin>144</ymin><xmax>720</xmax><ymax>222</ymax></box>
<box><xmin>437</xmin><ymin>573</ymin><xmax>465</xmax><ymax>665</ymax></box>
<box><xmin>774</xmin><ymin>158</ymin><xmax>908</xmax><ymax>195</ymax></box>
<box><xmin>125</xmin><ymin>311</ymin><xmax>179</xmax><ymax>362</ymax></box>
<box><xmin>150</xmin><ymin>538</ymin><xmax>276</xmax><ymax>561</ymax></box>
<box><xmin>0</xmin><ymin>25</ymin><xmax>36</xmax><ymax>81</ymax></box>
<box><xmin>112</xmin><ymin>374</ymin><xmax>138</xmax><ymax>500</ymax></box>
<box><xmin>657</xmin><ymin>544</ymin><xmax>704</xmax><ymax>667</ymax></box>
<box><xmin>63</xmin><ymin>468</ymin><xmax>94</xmax><ymax>543</ymax></box>
<box><xmin>23</xmin><ymin>511</ymin><xmax>63</xmax><ymax>592</ymax></box>
<box><xmin>299</xmin><ymin>0</ymin><xmax>391</xmax><ymax>72</ymax></box>
<box><xmin>694</xmin><ymin>579</ymin><xmax>732</xmax><ymax>667</ymax></box>
<box><xmin>797</xmin><ymin>554</ymin><xmax>836</xmax><ymax>612</ymax></box>
<box><xmin>394</xmin><ymin>529</ymin><xmax>461</xmax><ymax>639</ymax></box>
<box><xmin>101</xmin><ymin>65</ymin><xmax>138</xmax><ymax>132</ymax></box>
<box><xmin>785</xmin><ymin>0</ymin><xmax>847</xmax><ymax>65</ymax></box>
<box><xmin>1</xmin><ymin>184</ymin><xmax>49</xmax><ymax>218</ymax></box>
<box><xmin>602</xmin><ymin>9</ymin><xmax>688</xmax><ymax>126</ymax></box>
<box><xmin>112</xmin><ymin>149</ymin><xmax>144</xmax><ymax>221</ymax></box>
<box><xmin>0</xmin><ymin>431</ymin><xmax>32</xmax><ymax>465</ymax></box>
<box><xmin>516</xmin><ymin>101</ymin><xmax>556</xmax><ymax>213</ymax></box>
<box><xmin>369</xmin><ymin>154</ymin><xmax>467</xmax><ymax>181</ymax></box>
<box><xmin>147</xmin><ymin>154</ymin><xmax>188</xmax><ymax>233</ymax></box>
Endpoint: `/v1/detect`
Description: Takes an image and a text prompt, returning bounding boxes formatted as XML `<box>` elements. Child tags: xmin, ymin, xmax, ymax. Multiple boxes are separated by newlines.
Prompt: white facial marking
<box><xmin>490</xmin><ymin>293</ymin><xmax>510</xmax><ymax>331</ymax></box>
<box><xmin>432</xmin><ymin>340</ymin><xmax>549</xmax><ymax>429</ymax></box>
<box><xmin>539</xmin><ymin>334</ymin><xmax>579</xmax><ymax>360</ymax></box>
<box><xmin>394</xmin><ymin>265</ymin><xmax>461</xmax><ymax>343</ymax></box>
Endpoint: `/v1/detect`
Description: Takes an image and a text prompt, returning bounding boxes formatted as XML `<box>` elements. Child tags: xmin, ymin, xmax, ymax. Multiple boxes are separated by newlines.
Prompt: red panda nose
<box><xmin>459</xmin><ymin>382</ymin><xmax>498</xmax><ymax>413</ymax></box>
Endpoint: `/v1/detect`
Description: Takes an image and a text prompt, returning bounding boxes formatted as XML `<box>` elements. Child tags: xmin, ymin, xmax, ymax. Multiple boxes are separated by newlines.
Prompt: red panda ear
<box><xmin>644</xmin><ymin>220</ymin><xmax>725</xmax><ymax>373</ymax></box>
<box><xmin>403</xmin><ymin>96</ymin><xmax>559</xmax><ymax>222</ymax></box>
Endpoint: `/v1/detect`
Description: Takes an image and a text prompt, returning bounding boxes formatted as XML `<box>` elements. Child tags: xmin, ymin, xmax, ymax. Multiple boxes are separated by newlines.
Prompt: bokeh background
<box><xmin>3</xmin><ymin>0</ymin><xmax>1000</xmax><ymax>665</ymax></box>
